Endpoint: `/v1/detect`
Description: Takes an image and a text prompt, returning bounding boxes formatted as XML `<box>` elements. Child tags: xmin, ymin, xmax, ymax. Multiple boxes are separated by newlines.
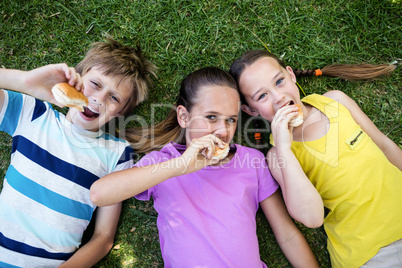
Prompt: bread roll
<box><xmin>289</xmin><ymin>104</ymin><xmax>303</xmax><ymax>127</ymax></box>
<box><xmin>51</xmin><ymin>83</ymin><xmax>88</xmax><ymax>112</ymax></box>
<box><xmin>212</xmin><ymin>143</ymin><xmax>230</xmax><ymax>160</ymax></box>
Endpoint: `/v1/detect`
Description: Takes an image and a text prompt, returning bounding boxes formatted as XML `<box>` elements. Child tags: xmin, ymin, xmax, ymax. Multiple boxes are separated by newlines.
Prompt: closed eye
<box><xmin>110</xmin><ymin>95</ymin><xmax>120</xmax><ymax>103</ymax></box>
<box><xmin>91</xmin><ymin>80</ymin><xmax>100</xmax><ymax>88</ymax></box>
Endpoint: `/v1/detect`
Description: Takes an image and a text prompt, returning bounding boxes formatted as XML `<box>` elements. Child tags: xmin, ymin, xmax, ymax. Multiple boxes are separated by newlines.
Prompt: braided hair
<box><xmin>230</xmin><ymin>50</ymin><xmax>396</xmax><ymax>87</ymax></box>
<box><xmin>292</xmin><ymin>64</ymin><xmax>396</xmax><ymax>80</ymax></box>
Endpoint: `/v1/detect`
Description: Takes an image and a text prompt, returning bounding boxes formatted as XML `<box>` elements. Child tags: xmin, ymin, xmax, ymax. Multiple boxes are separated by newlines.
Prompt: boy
<box><xmin>0</xmin><ymin>38</ymin><xmax>157</xmax><ymax>267</ymax></box>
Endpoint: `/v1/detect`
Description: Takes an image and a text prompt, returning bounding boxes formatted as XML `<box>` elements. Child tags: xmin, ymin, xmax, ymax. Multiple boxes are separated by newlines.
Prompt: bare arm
<box><xmin>324</xmin><ymin>90</ymin><xmax>402</xmax><ymax>170</ymax></box>
<box><xmin>90</xmin><ymin>158</ymin><xmax>189</xmax><ymax>206</ymax></box>
<box><xmin>260</xmin><ymin>190</ymin><xmax>319</xmax><ymax>268</ymax></box>
<box><xmin>268</xmin><ymin>105</ymin><xmax>324</xmax><ymax>228</ymax></box>
<box><xmin>267</xmin><ymin>148</ymin><xmax>323</xmax><ymax>227</ymax></box>
<box><xmin>58</xmin><ymin>203</ymin><xmax>122</xmax><ymax>268</ymax></box>
<box><xmin>0</xmin><ymin>64</ymin><xmax>82</xmax><ymax>106</ymax></box>
<box><xmin>91</xmin><ymin>134</ymin><xmax>225</xmax><ymax>207</ymax></box>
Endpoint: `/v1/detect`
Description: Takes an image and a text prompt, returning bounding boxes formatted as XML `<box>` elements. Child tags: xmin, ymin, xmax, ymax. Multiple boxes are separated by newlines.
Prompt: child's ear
<box><xmin>286</xmin><ymin>66</ymin><xmax>297</xmax><ymax>83</ymax></box>
<box><xmin>177</xmin><ymin>105</ymin><xmax>189</xmax><ymax>128</ymax></box>
<box><xmin>241</xmin><ymin>104</ymin><xmax>259</xmax><ymax>116</ymax></box>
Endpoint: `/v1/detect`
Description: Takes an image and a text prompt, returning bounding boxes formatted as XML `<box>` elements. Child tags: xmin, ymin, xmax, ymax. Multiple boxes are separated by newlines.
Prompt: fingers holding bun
<box><xmin>51</xmin><ymin>83</ymin><xmax>88</xmax><ymax>112</ymax></box>
<box><xmin>212</xmin><ymin>143</ymin><xmax>230</xmax><ymax>160</ymax></box>
<box><xmin>289</xmin><ymin>104</ymin><xmax>303</xmax><ymax>127</ymax></box>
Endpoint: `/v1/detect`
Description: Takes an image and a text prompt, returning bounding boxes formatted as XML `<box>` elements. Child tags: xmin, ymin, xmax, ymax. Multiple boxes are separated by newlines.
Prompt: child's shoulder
<box><xmin>303</xmin><ymin>91</ymin><xmax>353</xmax><ymax>116</ymax></box>
<box><xmin>304</xmin><ymin>91</ymin><xmax>349</xmax><ymax>104</ymax></box>
<box><xmin>322</xmin><ymin>90</ymin><xmax>349</xmax><ymax>101</ymax></box>
<box><xmin>322</xmin><ymin>90</ymin><xmax>359</xmax><ymax>112</ymax></box>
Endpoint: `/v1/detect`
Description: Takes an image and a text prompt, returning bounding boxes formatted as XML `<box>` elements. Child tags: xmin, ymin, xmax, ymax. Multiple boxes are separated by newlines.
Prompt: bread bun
<box><xmin>51</xmin><ymin>83</ymin><xmax>88</xmax><ymax>112</ymax></box>
<box><xmin>212</xmin><ymin>143</ymin><xmax>230</xmax><ymax>160</ymax></box>
<box><xmin>289</xmin><ymin>104</ymin><xmax>303</xmax><ymax>127</ymax></box>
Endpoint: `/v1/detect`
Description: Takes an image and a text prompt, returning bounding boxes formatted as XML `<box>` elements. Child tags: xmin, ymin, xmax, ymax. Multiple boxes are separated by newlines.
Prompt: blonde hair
<box><xmin>125</xmin><ymin>67</ymin><xmax>237</xmax><ymax>154</ymax></box>
<box><xmin>75</xmin><ymin>38</ymin><xmax>157</xmax><ymax>116</ymax></box>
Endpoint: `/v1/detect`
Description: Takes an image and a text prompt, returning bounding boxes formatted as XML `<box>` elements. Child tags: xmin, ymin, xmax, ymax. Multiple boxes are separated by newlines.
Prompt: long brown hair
<box><xmin>125</xmin><ymin>67</ymin><xmax>237</xmax><ymax>154</ymax></box>
<box><xmin>229</xmin><ymin>50</ymin><xmax>396</xmax><ymax>103</ymax></box>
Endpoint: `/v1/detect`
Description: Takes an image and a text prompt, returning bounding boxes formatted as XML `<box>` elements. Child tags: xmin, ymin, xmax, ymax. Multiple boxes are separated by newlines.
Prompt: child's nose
<box><xmin>213</xmin><ymin>121</ymin><xmax>229</xmax><ymax>139</ymax></box>
<box><xmin>93</xmin><ymin>92</ymin><xmax>107</xmax><ymax>106</ymax></box>
<box><xmin>271</xmin><ymin>89</ymin><xmax>284</xmax><ymax>104</ymax></box>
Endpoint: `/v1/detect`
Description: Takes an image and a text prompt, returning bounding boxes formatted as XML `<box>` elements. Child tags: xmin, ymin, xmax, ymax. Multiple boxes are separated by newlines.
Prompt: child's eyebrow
<box><xmin>251</xmin><ymin>89</ymin><xmax>263</xmax><ymax>100</ymax></box>
<box><xmin>205</xmin><ymin>111</ymin><xmax>239</xmax><ymax>118</ymax></box>
<box><xmin>251</xmin><ymin>71</ymin><xmax>282</xmax><ymax>100</ymax></box>
<box><xmin>271</xmin><ymin>71</ymin><xmax>282</xmax><ymax>83</ymax></box>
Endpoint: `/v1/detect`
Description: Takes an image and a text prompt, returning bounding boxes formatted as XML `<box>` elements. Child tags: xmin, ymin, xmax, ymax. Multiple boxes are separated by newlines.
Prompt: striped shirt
<box><xmin>0</xmin><ymin>89</ymin><xmax>133</xmax><ymax>267</ymax></box>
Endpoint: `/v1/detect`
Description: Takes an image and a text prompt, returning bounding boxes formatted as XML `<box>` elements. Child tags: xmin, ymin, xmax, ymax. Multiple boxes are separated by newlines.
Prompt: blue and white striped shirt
<box><xmin>0</xmin><ymin>89</ymin><xmax>134</xmax><ymax>267</ymax></box>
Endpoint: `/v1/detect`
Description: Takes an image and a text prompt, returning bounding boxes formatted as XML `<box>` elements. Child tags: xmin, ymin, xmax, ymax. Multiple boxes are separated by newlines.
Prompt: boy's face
<box><xmin>66</xmin><ymin>68</ymin><xmax>132</xmax><ymax>132</ymax></box>
<box><xmin>238</xmin><ymin>57</ymin><xmax>300</xmax><ymax>122</ymax></box>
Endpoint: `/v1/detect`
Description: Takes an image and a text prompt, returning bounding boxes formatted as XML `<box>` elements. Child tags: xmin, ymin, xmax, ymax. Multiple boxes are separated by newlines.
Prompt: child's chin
<box><xmin>77</xmin><ymin>114</ymin><xmax>102</xmax><ymax>131</ymax></box>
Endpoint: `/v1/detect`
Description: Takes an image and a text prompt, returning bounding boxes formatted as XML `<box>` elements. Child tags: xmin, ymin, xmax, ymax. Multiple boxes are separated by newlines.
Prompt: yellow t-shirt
<box><xmin>273</xmin><ymin>94</ymin><xmax>402</xmax><ymax>268</ymax></box>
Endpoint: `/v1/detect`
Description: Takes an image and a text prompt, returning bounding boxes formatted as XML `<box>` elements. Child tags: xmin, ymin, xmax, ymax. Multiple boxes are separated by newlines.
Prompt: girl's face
<box><xmin>66</xmin><ymin>68</ymin><xmax>132</xmax><ymax>132</ymax></box>
<box><xmin>178</xmin><ymin>85</ymin><xmax>240</xmax><ymax>146</ymax></box>
<box><xmin>238</xmin><ymin>56</ymin><xmax>300</xmax><ymax>122</ymax></box>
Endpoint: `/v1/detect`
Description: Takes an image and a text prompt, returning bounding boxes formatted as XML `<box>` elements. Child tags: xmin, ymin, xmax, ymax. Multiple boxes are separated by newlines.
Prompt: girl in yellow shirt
<box><xmin>229</xmin><ymin>50</ymin><xmax>402</xmax><ymax>268</ymax></box>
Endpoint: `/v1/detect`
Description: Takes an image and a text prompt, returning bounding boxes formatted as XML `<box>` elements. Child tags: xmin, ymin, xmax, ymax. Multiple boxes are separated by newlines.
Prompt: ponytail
<box><xmin>124</xmin><ymin>109</ymin><xmax>184</xmax><ymax>154</ymax></box>
<box><xmin>292</xmin><ymin>63</ymin><xmax>396</xmax><ymax>81</ymax></box>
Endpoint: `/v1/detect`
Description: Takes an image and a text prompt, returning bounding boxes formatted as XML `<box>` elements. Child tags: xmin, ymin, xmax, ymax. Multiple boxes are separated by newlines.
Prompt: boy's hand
<box><xmin>23</xmin><ymin>63</ymin><xmax>83</xmax><ymax>106</ymax></box>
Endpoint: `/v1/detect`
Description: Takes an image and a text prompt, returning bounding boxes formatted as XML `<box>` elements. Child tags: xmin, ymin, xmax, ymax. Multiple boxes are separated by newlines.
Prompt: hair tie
<box><xmin>315</xmin><ymin>69</ymin><xmax>323</xmax><ymax>76</ymax></box>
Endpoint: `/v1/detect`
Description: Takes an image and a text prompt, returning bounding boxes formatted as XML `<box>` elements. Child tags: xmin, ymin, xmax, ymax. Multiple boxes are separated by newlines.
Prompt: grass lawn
<box><xmin>1</xmin><ymin>0</ymin><xmax>400</xmax><ymax>267</ymax></box>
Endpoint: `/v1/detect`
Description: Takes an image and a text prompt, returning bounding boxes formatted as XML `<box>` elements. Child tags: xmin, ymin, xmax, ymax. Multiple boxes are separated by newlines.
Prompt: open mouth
<box><xmin>280</xmin><ymin>100</ymin><xmax>295</xmax><ymax>110</ymax></box>
<box><xmin>82</xmin><ymin>106</ymin><xmax>100</xmax><ymax>119</ymax></box>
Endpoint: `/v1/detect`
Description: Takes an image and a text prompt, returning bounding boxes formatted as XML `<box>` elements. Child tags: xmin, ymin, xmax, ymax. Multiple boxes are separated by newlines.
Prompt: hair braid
<box><xmin>292</xmin><ymin>68</ymin><xmax>317</xmax><ymax>77</ymax></box>
<box><xmin>293</xmin><ymin>64</ymin><xmax>396</xmax><ymax>81</ymax></box>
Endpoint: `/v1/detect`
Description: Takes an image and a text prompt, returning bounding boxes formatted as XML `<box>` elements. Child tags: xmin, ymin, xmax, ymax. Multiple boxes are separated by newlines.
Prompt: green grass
<box><xmin>1</xmin><ymin>0</ymin><xmax>401</xmax><ymax>267</ymax></box>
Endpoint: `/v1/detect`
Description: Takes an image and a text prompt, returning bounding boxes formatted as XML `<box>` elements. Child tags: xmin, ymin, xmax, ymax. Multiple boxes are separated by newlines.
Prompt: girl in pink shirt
<box><xmin>90</xmin><ymin>67</ymin><xmax>318</xmax><ymax>267</ymax></box>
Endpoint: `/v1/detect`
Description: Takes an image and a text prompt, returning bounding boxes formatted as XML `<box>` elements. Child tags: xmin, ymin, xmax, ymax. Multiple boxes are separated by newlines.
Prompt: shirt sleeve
<box><xmin>257</xmin><ymin>151</ymin><xmax>279</xmax><ymax>202</ymax></box>
<box><xmin>0</xmin><ymin>89</ymin><xmax>23</xmax><ymax>135</ymax></box>
<box><xmin>113</xmin><ymin>145</ymin><xmax>135</xmax><ymax>172</ymax></box>
<box><xmin>0</xmin><ymin>89</ymin><xmax>52</xmax><ymax>136</ymax></box>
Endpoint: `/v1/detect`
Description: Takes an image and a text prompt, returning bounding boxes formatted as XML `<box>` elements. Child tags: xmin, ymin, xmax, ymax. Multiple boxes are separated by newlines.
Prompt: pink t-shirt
<box><xmin>135</xmin><ymin>142</ymin><xmax>278</xmax><ymax>267</ymax></box>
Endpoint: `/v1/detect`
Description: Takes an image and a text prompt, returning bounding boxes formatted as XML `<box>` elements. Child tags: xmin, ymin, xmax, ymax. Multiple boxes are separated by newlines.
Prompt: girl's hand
<box><xmin>271</xmin><ymin>105</ymin><xmax>299</xmax><ymax>150</ymax></box>
<box><xmin>180</xmin><ymin>134</ymin><xmax>226</xmax><ymax>173</ymax></box>
<box><xmin>23</xmin><ymin>63</ymin><xmax>83</xmax><ymax>105</ymax></box>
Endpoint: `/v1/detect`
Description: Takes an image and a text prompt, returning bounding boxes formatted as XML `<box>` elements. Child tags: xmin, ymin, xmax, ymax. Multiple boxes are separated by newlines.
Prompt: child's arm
<box><xmin>324</xmin><ymin>90</ymin><xmax>402</xmax><ymax>170</ymax></box>
<box><xmin>58</xmin><ymin>203</ymin><xmax>122</xmax><ymax>268</ymax></box>
<box><xmin>91</xmin><ymin>134</ymin><xmax>225</xmax><ymax>206</ymax></box>
<box><xmin>260</xmin><ymin>190</ymin><xmax>319</xmax><ymax>268</ymax></box>
<box><xmin>0</xmin><ymin>64</ymin><xmax>82</xmax><ymax>106</ymax></box>
<box><xmin>268</xmin><ymin>105</ymin><xmax>324</xmax><ymax>228</ymax></box>
<box><xmin>267</xmin><ymin>148</ymin><xmax>323</xmax><ymax>227</ymax></box>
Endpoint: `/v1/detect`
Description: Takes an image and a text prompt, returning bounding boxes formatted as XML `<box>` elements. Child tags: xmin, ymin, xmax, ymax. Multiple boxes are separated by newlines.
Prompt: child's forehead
<box><xmin>192</xmin><ymin>85</ymin><xmax>240</xmax><ymax>112</ymax></box>
<box><xmin>85</xmin><ymin>67</ymin><xmax>132</xmax><ymax>87</ymax></box>
<box><xmin>197</xmin><ymin>84</ymin><xmax>239</xmax><ymax>99</ymax></box>
<box><xmin>242</xmin><ymin>57</ymin><xmax>286</xmax><ymax>85</ymax></box>
<box><xmin>251</xmin><ymin>56</ymin><xmax>283</xmax><ymax>70</ymax></box>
